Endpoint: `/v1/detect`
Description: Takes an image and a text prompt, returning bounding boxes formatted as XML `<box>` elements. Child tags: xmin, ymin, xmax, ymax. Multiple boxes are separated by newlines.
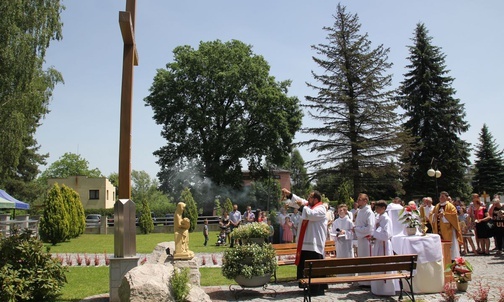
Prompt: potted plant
<box><xmin>230</xmin><ymin>222</ymin><xmax>270</xmax><ymax>244</ymax></box>
<box><xmin>221</xmin><ymin>242</ymin><xmax>277</xmax><ymax>287</ymax></box>
<box><xmin>445</xmin><ymin>256</ymin><xmax>473</xmax><ymax>291</ymax></box>
<box><xmin>398</xmin><ymin>204</ymin><xmax>421</xmax><ymax>235</ymax></box>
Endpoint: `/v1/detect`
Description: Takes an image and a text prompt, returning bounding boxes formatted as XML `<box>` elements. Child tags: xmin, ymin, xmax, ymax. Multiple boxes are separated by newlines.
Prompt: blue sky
<box><xmin>38</xmin><ymin>0</ymin><xmax>504</xmax><ymax>179</ymax></box>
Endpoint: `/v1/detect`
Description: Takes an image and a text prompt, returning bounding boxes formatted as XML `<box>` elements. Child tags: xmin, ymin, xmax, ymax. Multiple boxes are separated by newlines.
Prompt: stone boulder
<box><xmin>118</xmin><ymin>241</ymin><xmax>211</xmax><ymax>302</ymax></box>
<box><xmin>147</xmin><ymin>241</ymin><xmax>175</xmax><ymax>264</ymax></box>
<box><xmin>118</xmin><ymin>263</ymin><xmax>174</xmax><ymax>302</ymax></box>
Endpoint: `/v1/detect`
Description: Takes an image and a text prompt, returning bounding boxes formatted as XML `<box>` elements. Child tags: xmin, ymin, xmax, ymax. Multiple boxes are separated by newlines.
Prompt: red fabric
<box><xmin>295</xmin><ymin>201</ymin><xmax>324</xmax><ymax>265</ymax></box>
<box><xmin>474</xmin><ymin>207</ymin><xmax>486</xmax><ymax>220</ymax></box>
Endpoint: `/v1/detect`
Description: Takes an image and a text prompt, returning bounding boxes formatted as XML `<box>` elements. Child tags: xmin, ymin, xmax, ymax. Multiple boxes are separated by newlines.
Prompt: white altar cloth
<box><xmin>391</xmin><ymin>233</ymin><xmax>444</xmax><ymax>294</ymax></box>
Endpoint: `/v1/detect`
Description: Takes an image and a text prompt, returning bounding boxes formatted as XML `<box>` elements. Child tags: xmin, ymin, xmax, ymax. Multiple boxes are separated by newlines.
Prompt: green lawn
<box><xmin>59</xmin><ymin>266</ymin><xmax>109</xmax><ymax>302</ymax></box>
<box><xmin>45</xmin><ymin>231</ymin><xmax>228</xmax><ymax>254</ymax></box>
<box><xmin>58</xmin><ymin>266</ymin><xmax>296</xmax><ymax>301</ymax></box>
<box><xmin>53</xmin><ymin>231</ymin><xmax>295</xmax><ymax>301</ymax></box>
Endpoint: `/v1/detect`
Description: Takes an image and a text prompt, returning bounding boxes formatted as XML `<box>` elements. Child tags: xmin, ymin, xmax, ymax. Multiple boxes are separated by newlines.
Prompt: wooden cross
<box><xmin>118</xmin><ymin>0</ymin><xmax>138</xmax><ymax>200</ymax></box>
<box><xmin>115</xmin><ymin>0</ymin><xmax>138</xmax><ymax>258</ymax></box>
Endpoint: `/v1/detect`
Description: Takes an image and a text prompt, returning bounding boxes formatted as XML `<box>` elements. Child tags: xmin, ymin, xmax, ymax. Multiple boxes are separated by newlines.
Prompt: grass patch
<box><xmin>196</xmin><ymin>266</ymin><xmax>297</xmax><ymax>286</ymax></box>
<box><xmin>58</xmin><ymin>266</ymin><xmax>109</xmax><ymax>301</ymax></box>
<box><xmin>50</xmin><ymin>232</ymin><xmax>298</xmax><ymax>300</ymax></box>
<box><xmin>45</xmin><ymin>231</ymin><xmax>227</xmax><ymax>254</ymax></box>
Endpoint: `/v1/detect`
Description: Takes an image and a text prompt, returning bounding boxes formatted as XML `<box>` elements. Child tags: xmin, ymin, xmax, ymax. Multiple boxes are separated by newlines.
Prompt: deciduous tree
<box><xmin>0</xmin><ymin>0</ymin><xmax>64</xmax><ymax>183</ymax></box>
<box><xmin>287</xmin><ymin>149</ymin><xmax>311</xmax><ymax>198</ymax></box>
<box><xmin>39</xmin><ymin>152</ymin><xmax>102</xmax><ymax>183</ymax></box>
<box><xmin>145</xmin><ymin>40</ymin><xmax>302</xmax><ymax>189</ymax></box>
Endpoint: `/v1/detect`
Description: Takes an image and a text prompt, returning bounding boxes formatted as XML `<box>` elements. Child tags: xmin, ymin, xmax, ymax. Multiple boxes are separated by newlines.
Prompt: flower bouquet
<box><xmin>398</xmin><ymin>204</ymin><xmax>421</xmax><ymax>228</ymax></box>
<box><xmin>445</xmin><ymin>257</ymin><xmax>473</xmax><ymax>283</ymax></box>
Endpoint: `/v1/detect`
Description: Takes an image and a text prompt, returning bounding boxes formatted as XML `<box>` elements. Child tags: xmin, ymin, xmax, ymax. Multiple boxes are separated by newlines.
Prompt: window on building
<box><xmin>89</xmin><ymin>190</ymin><xmax>99</xmax><ymax>200</ymax></box>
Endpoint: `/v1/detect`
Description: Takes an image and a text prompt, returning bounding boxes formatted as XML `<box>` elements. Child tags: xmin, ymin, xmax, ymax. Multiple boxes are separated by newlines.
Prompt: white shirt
<box><xmin>288</xmin><ymin>193</ymin><xmax>327</xmax><ymax>255</ymax></box>
<box><xmin>354</xmin><ymin>205</ymin><xmax>375</xmax><ymax>239</ymax></box>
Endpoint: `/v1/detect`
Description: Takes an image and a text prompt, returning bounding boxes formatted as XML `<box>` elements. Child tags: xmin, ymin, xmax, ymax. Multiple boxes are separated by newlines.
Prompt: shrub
<box><xmin>40</xmin><ymin>183</ymin><xmax>71</xmax><ymax>245</ymax></box>
<box><xmin>139</xmin><ymin>199</ymin><xmax>154</xmax><ymax>234</ymax></box>
<box><xmin>221</xmin><ymin>243</ymin><xmax>277</xmax><ymax>279</ymax></box>
<box><xmin>171</xmin><ymin>267</ymin><xmax>190</xmax><ymax>302</ymax></box>
<box><xmin>231</xmin><ymin>222</ymin><xmax>270</xmax><ymax>239</ymax></box>
<box><xmin>0</xmin><ymin>229</ymin><xmax>67</xmax><ymax>301</ymax></box>
<box><xmin>180</xmin><ymin>187</ymin><xmax>198</xmax><ymax>233</ymax></box>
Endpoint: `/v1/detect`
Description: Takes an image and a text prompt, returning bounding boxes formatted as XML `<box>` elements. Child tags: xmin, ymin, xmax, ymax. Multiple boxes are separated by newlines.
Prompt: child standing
<box><xmin>282</xmin><ymin>216</ymin><xmax>294</xmax><ymax>243</ymax></box>
<box><xmin>459</xmin><ymin>206</ymin><xmax>476</xmax><ymax>254</ymax></box>
<box><xmin>330</xmin><ymin>204</ymin><xmax>354</xmax><ymax>258</ymax></box>
<box><xmin>370</xmin><ymin>200</ymin><xmax>395</xmax><ymax>296</ymax></box>
<box><xmin>203</xmin><ymin>219</ymin><xmax>209</xmax><ymax>246</ymax></box>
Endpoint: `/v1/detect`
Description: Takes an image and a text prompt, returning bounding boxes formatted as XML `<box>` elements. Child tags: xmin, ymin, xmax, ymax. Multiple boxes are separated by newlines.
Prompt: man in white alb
<box><xmin>282</xmin><ymin>188</ymin><xmax>327</xmax><ymax>296</ymax></box>
<box><xmin>353</xmin><ymin>193</ymin><xmax>375</xmax><ymax>286</ymax></box>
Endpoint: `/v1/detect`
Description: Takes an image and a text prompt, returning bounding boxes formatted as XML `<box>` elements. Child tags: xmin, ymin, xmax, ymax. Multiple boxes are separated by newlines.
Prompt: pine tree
<box><xmin>180</xmin><ymin>187</ymin><xmax>198</xmax><ymax>233</ymax></box>
<box><xmin>39</xmin><ymin>183</ymin><xmax>69</xmax><ymax>245</ymax></box>
<box><xmin>301</xmin><ymin>4</ymin><xmax>409</xmax><ymax>198</ymax></box>
<box><xmin>472</xmin><ymin>124</ymin><xmax>504</xmax><ymax>195</ymax></box>
<box><xmin>399</xmin><ymin>23</ymin><xmax>471</xmax><ymax>201</ymax></box>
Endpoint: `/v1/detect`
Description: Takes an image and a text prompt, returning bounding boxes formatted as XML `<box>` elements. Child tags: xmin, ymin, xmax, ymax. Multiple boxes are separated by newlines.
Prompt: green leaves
<box><xmin>145</xmin><ymin>39</ymin><xmax>302</xmax><ymax>189</ymax></box>
<box><xmin>0</xmin><ymin>0</ymin><xmax>64</xmax><ymax>183</ymax></box>
<box><xmin>0</xmin><ymin>229</ymin><xmax>67</xmax><ymax>301</ymax></box>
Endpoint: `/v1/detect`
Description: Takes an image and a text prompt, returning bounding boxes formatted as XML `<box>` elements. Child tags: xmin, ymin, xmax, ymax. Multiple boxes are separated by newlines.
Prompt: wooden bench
<box><xmin>300</xmin><ymin>254</ymin><xmax>417</xmax><ymax>302</ymax></box>
<box><xmin>271</xmin><ymin>240</ymin><xmax>336</xmax><ymax>282</ymax></box>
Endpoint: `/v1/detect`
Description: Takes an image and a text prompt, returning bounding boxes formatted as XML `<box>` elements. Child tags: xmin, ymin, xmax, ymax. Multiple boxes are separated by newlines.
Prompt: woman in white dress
<box><xmin>370</xmin><ymin>200</ymin><xmax>396</xmax><ymax>296</ymax></box>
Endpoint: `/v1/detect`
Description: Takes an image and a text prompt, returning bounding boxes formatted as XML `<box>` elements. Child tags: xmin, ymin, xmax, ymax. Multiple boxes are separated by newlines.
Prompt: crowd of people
<box><xmin>278</xmin><ymin>189</ymin><xmax>504</xmax><ymax>296</ymax></box>
<box><xmin>209</xmin><ymin>189</ymin><xmax>504</xmax><ymax>296</ymax></box>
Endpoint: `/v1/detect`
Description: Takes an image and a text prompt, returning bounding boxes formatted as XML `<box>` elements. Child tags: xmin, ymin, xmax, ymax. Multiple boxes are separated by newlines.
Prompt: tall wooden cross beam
<box><xmin>115</xmin><ymin>0</ymin><xmax>139</xmax><ymax>258</ymax></box>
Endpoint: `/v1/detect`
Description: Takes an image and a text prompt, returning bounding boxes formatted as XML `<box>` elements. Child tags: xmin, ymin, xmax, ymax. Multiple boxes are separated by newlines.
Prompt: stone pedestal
<box><xmin>173</xmin><ymin>258</ymin><xmax>201</xmax><ymax>286</ymax></box>
<box><xmin>109</xmin><ymin>257</ymin><xmax>139</xmax><ymax>302</ymax></box>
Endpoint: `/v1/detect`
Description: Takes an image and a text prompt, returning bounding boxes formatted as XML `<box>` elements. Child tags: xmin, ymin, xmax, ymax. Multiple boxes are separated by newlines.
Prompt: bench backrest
<box><xmin>304</xmin><ymin>254</ymin><xmax>417</xmax><ymax>277</ymax></box>
<box><xmin>273</xmin><ymin>240</ymin><xmax>336</xmax><ymax>256</ymax></box>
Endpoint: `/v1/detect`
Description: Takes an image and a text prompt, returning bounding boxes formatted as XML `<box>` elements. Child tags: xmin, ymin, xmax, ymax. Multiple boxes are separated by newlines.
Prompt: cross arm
<box><xmin>119</xmin><ymin>11</ymin><xmax>139</xmax><ymax>65</ymax></box>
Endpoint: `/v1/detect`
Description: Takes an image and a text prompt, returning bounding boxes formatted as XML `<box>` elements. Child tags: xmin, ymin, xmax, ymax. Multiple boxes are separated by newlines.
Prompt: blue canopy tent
<box><xmin>0</xmin><ymin>196</ymin><xmax>15</xmax><ymax>209</ymax></box>
<box><xmin>0</xmin><ymin>189</ymin><xmax>30</xmax><ymax>210</ymax></box>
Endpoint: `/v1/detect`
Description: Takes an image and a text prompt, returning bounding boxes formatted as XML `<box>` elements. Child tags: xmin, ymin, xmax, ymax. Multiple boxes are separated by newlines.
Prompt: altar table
<box><xmin>391</xmin><ymin>233</ymin><xmax>444</xmax><ymax>293</ymax></box>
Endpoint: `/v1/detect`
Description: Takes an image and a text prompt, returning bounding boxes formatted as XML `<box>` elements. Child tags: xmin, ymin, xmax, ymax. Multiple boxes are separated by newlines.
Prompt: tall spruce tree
<box><xmin>472</xmin><ymin>124</ymin><xmax>504</xmax><ymax>195</ymax></box>
<box><xmin>301</xmin><ymin>4</ymin><xmax>409</xmax><ymax>198</ymax></box>
<box><xmin>399</xmin><ymin>23</ymin><xmax>471</xmax><ymax>201</ymax></box>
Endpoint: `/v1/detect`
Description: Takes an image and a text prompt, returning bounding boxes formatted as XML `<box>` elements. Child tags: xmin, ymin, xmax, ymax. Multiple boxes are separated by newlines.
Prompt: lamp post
<box><xmin>427</xmin><ymin>158</ymin><xmax>442</xmax><ymax>203</ymax></box>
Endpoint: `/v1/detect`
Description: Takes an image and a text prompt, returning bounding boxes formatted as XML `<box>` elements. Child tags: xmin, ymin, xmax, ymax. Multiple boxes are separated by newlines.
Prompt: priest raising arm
<box><xmin>281</xmin><ymin>188</ymin><xmax>328</xmax><ymax>296</ymax></box>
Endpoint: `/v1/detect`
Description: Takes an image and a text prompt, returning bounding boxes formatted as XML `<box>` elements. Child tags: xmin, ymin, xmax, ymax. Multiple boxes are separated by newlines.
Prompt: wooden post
<box><xmin>110</xmin><ymin>1</ymin><xmax>139</xmax><ymax>300</ymax></box>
